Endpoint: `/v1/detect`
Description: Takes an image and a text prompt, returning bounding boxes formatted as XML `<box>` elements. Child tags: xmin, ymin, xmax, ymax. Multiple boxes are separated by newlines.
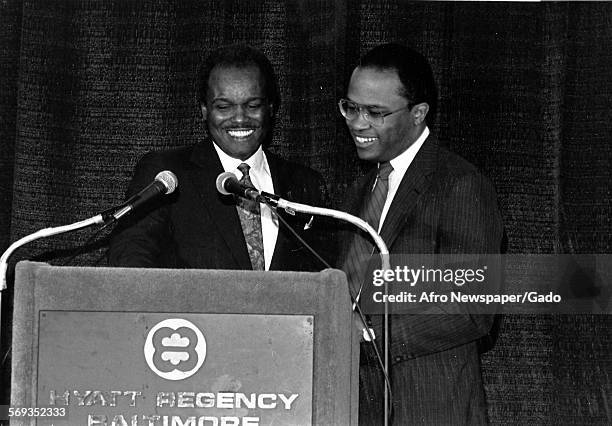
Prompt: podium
<box><xmin>10</xmin><ymin>261</ymin><xmax>359</xmax><ymax>425</ymax></box>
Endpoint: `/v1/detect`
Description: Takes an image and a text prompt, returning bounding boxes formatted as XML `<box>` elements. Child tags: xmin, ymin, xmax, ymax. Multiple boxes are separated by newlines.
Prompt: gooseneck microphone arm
<box><xmin>265</xmin><ymin>194</ymin><xmax>390</xmax><ymax>269</ymax></box>
<box><xmin>0</xmin><ymin>215</ymin><xmax>105</xmax><ymax>290</ymax></box>
<box><xmin>0</xmin><ymin>170</ymin><xmax>178</xmax><ymax>356</ymax></box>
<box><xmin>0</xmin><ymin>170</ymin><xmax>178</xmax><ymax>290</ymax></box>
<box><xmin>216</xmin><ymin>171</ymin><xmax>390</xmax><ymax>278</ymax></box>
<box><xmin>217</xmin><ymin>173</ymin><xmax>390</xmax><ymax>263</ymax></box>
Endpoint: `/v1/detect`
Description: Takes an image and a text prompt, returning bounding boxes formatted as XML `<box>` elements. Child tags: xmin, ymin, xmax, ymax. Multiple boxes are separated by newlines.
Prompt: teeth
<box><xmin>227</xmin><ymin>129</ymin><xmax>255</xmax><ymax>138</ymax></box>
<box><xmin>355</xmin><ymin>136</ymin><xmax>377</xmax><ymax>143</ymax></box>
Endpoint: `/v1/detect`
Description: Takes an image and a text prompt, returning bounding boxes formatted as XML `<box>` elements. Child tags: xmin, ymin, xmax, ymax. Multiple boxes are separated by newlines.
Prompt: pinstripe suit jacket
<box><xmin>340</xmin><ymin>135</ymin><xmax>504</xmax><ymax>425</ymax></box>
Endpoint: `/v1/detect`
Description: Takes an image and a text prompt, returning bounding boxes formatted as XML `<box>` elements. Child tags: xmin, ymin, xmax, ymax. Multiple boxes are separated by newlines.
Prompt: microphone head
<box><xmin>155</xmin><ymin>170</ymin><xmax>178</xmax><ymax>194</ymax></box>
<box><xmin>216</xmin><ymin>172</ymin><xmax>237</xmax><ymax>196</ymax></box>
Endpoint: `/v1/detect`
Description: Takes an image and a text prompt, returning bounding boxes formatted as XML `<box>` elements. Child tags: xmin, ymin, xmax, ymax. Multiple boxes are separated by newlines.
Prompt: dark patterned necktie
<box><xmin>362</xmin><ymin>161</ymin><xmax>394</xmax><ymax>231</ymax></box>
<box><xmin>342</xmin><ymin>161</ymin><xmax>393</xmax><ymax>295</ymax></box>
<box><xmin>235</xmin><ymin>163</ymin><xmax>265</xmax><ymax>270</ymax></box>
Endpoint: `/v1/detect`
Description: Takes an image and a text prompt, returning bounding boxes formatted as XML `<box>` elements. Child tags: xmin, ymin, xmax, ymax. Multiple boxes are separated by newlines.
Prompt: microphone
<box><xmin>110</xmin><ymin>170</ymin><xmax>178</xmax><ymax>221</ymax></box>
<box><xmin>216</xmin><ymin>172</ymin><xmax>261</xmax><ymax>202</ymax></box>
<box><xmin>1</xmin><ymin>170</ymin><xmax>179</xmax><ymax>290</ymax></box>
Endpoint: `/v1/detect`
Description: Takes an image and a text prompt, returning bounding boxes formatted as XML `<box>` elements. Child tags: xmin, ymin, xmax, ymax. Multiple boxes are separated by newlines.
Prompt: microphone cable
<box><xmin>272</xmin><ymin>208</ymin><xmax>332</xmax><ymax>270</ymax></box>
<box><xmin>270</xmin><ymin>206</ymin><xmax>394</xmax><ymax>420</ymax></box>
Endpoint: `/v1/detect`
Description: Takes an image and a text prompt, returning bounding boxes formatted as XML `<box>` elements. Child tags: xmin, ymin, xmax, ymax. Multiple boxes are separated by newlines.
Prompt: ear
<box><xmin>412</xmin><ymin>103</ymin><xmax>429</xmax><ymax>125</ymax></box>
<box><xmin>200</xmin><ymin>104</ymin><xmax>208</xmax><ymax>120</ymax></box>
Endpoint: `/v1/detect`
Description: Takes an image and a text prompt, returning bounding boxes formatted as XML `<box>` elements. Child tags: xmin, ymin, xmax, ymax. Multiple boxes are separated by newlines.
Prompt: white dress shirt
<box><xmin>378</xmin><ymin>126</ymin><xmax>430</xmax><ymax>231</ymax></box>
<box><xmin>213</xmin><ymin>143</ymin><xmax>278</xmax><ymax>270</ymax></box>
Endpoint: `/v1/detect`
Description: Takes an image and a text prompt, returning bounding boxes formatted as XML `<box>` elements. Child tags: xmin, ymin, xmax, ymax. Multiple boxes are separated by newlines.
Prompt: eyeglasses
<box><xmin>338</xmin><ymin>99</ymin><xmax>412</xmax><ymax>127</ymax></box>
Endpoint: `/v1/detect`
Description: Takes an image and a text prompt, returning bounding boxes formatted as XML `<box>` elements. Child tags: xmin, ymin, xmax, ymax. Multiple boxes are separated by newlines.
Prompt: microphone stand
<box><xmin>1</xmin><ymin>171</ymin><xmax>177</xmax><ymax>342</ymax></box>
<box><xmin>0</xmin><ymin>214</ymin><xmax>106</xmax><ymax>346</ymax></box>
<box><xmin>0</xmin><ymin>215</ymin><xmax>106</xmax><ymax>290</ymax></box>
<box><xmin>0</xmin><ymin>190</ymin><xmax>170</xmax><ymax>290</ymax></box>
<box><xmin>260</xmin><ymin>192</ymin><xmax>392</xmax><ymax>426</ymax></box>
<box><xmin>261</xmin><ymin>191</ymin><xmax>390</xmax><ymax>267</ymax></box>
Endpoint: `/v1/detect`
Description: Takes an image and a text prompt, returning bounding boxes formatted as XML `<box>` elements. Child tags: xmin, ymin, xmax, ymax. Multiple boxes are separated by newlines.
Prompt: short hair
<box><xmin>196</xmin><ymin>44</ymin><xmax>280</xmax><ymax>111</ymax></box>
<box><xmin>358</xmin><ymin>43</ymin><xmax>438</xmax><ymax>120</ymax></box>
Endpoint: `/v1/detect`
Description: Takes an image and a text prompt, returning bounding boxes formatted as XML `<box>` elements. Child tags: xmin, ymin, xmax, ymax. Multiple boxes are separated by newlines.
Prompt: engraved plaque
<box><xmin>37</xmin><ymin>311</ymin><xmax>314</xmax><ymax>425</ymax></box>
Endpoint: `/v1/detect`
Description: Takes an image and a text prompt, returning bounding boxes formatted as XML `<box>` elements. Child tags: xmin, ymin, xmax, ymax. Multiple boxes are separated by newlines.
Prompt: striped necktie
<box><xmin>235</xmin><ymin>163</ymin><xmax>265</xmax><ymax>270</ymax></box>
<box><xmin>363</xmin><ymin>161</ymin><xmax>393</xmax><ymax>231</ymax></box>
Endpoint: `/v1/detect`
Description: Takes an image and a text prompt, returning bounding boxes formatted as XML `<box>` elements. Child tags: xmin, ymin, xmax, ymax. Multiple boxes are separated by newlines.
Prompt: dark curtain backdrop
<box><xmin>1</xmin><ymin>1</ymin><xmax>610</xmax><ymax>423</ymax></box>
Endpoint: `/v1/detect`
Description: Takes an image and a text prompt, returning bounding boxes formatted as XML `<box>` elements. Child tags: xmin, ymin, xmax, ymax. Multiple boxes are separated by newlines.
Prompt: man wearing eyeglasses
<box><xmin>338</xmin><ymin>43</ymin><xmax>504</xmax><ymax>424</ymax></box>
<box><xmin>108</xmin><ymin>45</ymin><xmax>327</xmax><ymax>272</ymax></box>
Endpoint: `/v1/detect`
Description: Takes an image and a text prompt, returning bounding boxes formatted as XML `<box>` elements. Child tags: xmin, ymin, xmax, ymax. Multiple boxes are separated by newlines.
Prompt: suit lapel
<box><xmin>380</xmin><ymin>135</ymin><xmax>439</xmax><ymax>249</ymax></box>
<box><xmin>187</xmin><ymin>142</ymin><xmax>252</xmax><ymax>269</ymax></box>
<box><xmin>266</xmin><ymin>151</ymin><xmax>285</xmax><ymax>200</ymax></box>
<box><xmin>349</xmin><ymin>171</ymin><xmax>377</xmax><ymax>216</ymax></box>
<box><xmin>266</xmin><ymin>152</ymin><xmax>292</xmax><ymax>270</ymax></box>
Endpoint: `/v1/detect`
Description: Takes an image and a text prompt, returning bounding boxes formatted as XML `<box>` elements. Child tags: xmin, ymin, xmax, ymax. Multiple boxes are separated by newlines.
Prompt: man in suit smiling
<box><xmin>108</xmin><ymin>45</ymin><xmax>326</xmax><ymax>272</ymax></box>
<box><xmin>338</xmin><ymin>43</ymin><xmax>504</xmax><ymax>424</ymax></box>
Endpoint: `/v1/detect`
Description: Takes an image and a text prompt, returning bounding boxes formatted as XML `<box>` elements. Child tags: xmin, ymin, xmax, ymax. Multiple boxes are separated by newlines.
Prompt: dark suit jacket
<box><xmin>108</xmin><ymin>142</ymin><xmax>328</xmax><ymax>271</ymax></box>
<box><xmin>340</xmin><ymin>135</ymin><xmax>504</xmax><ymax>425</ymax></box>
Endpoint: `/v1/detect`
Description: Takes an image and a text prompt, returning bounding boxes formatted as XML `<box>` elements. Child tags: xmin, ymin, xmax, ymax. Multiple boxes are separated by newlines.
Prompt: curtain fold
<box><xmin>0</xmin><ymin>0</ymin><xmax>22</xmax><ymax>251</ymax></box>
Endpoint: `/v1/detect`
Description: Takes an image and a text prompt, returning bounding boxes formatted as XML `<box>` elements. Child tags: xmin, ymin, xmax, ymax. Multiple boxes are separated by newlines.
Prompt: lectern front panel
<box><xmin>11</xmin><ymin>262</ymin><xmax>359</xmax><ymax>425</ymax></box>
<box><xmin>37</xmin><ymin>311</ymin><xmax>313</xmax><ymax>426</ymax></box>
<box><xmin>37</xmin><ymin>311</ymin><xmax>313</xmax><ymax>425</ymax></box>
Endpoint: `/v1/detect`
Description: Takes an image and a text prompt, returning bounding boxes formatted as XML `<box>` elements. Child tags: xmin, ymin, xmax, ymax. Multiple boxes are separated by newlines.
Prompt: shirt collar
<box><xmin>388</xmin><ymin>126</ymin><xmax>430</xmax><ymax>176</ymax></box>
<box><xmin>212</xmin><ymin>142</ymin><xmax>267</xmax><ymax>175</ymax></box>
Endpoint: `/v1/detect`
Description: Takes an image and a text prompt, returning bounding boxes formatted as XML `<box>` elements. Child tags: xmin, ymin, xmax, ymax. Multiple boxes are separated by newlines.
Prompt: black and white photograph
<box><xmin>1</xmin><ymin>1</ymin><xmax>610</xmax><ymax>425</ymax></box>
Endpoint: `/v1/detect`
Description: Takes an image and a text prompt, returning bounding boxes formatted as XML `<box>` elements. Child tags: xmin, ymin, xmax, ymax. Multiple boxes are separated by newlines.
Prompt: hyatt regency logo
<box><xmin>143</xmin><ymin>318</ymin><xmax>207</xmax><ymax>380</ymax></box>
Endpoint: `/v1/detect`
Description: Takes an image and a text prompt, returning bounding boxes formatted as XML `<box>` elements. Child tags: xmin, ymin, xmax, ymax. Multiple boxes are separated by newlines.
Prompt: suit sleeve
<box><xmin>107</xmin><ymin>153</ymin><xmax>173</xmax><ymax>267</ymax></box>
<box><xmin>439</xmin><ymin>172</ymin><xmax>503</xmax><ymax>255</ymax></box>
<box><xmin>389</xmin><ymin>172</ymin><xmax>504</xmax><ymax>358</ymax></box>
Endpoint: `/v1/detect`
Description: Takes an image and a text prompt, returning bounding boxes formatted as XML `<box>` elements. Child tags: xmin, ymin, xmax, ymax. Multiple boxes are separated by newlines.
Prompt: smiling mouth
<box><xmin>226</xmin><ymin>129</ymin><xmax>256</xmax><ymax>139</ymax></box>
<box><xmin>354</xmin><ymin>136</ymin><xmax>378</xmax><ymax>145</ymax></box>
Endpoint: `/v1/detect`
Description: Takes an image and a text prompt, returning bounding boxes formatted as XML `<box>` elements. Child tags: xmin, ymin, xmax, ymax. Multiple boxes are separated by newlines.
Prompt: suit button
<box><xmin>395</xmin><ymin>356</ymin><xmax>402</xmax><ymax>362</ymax></box>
